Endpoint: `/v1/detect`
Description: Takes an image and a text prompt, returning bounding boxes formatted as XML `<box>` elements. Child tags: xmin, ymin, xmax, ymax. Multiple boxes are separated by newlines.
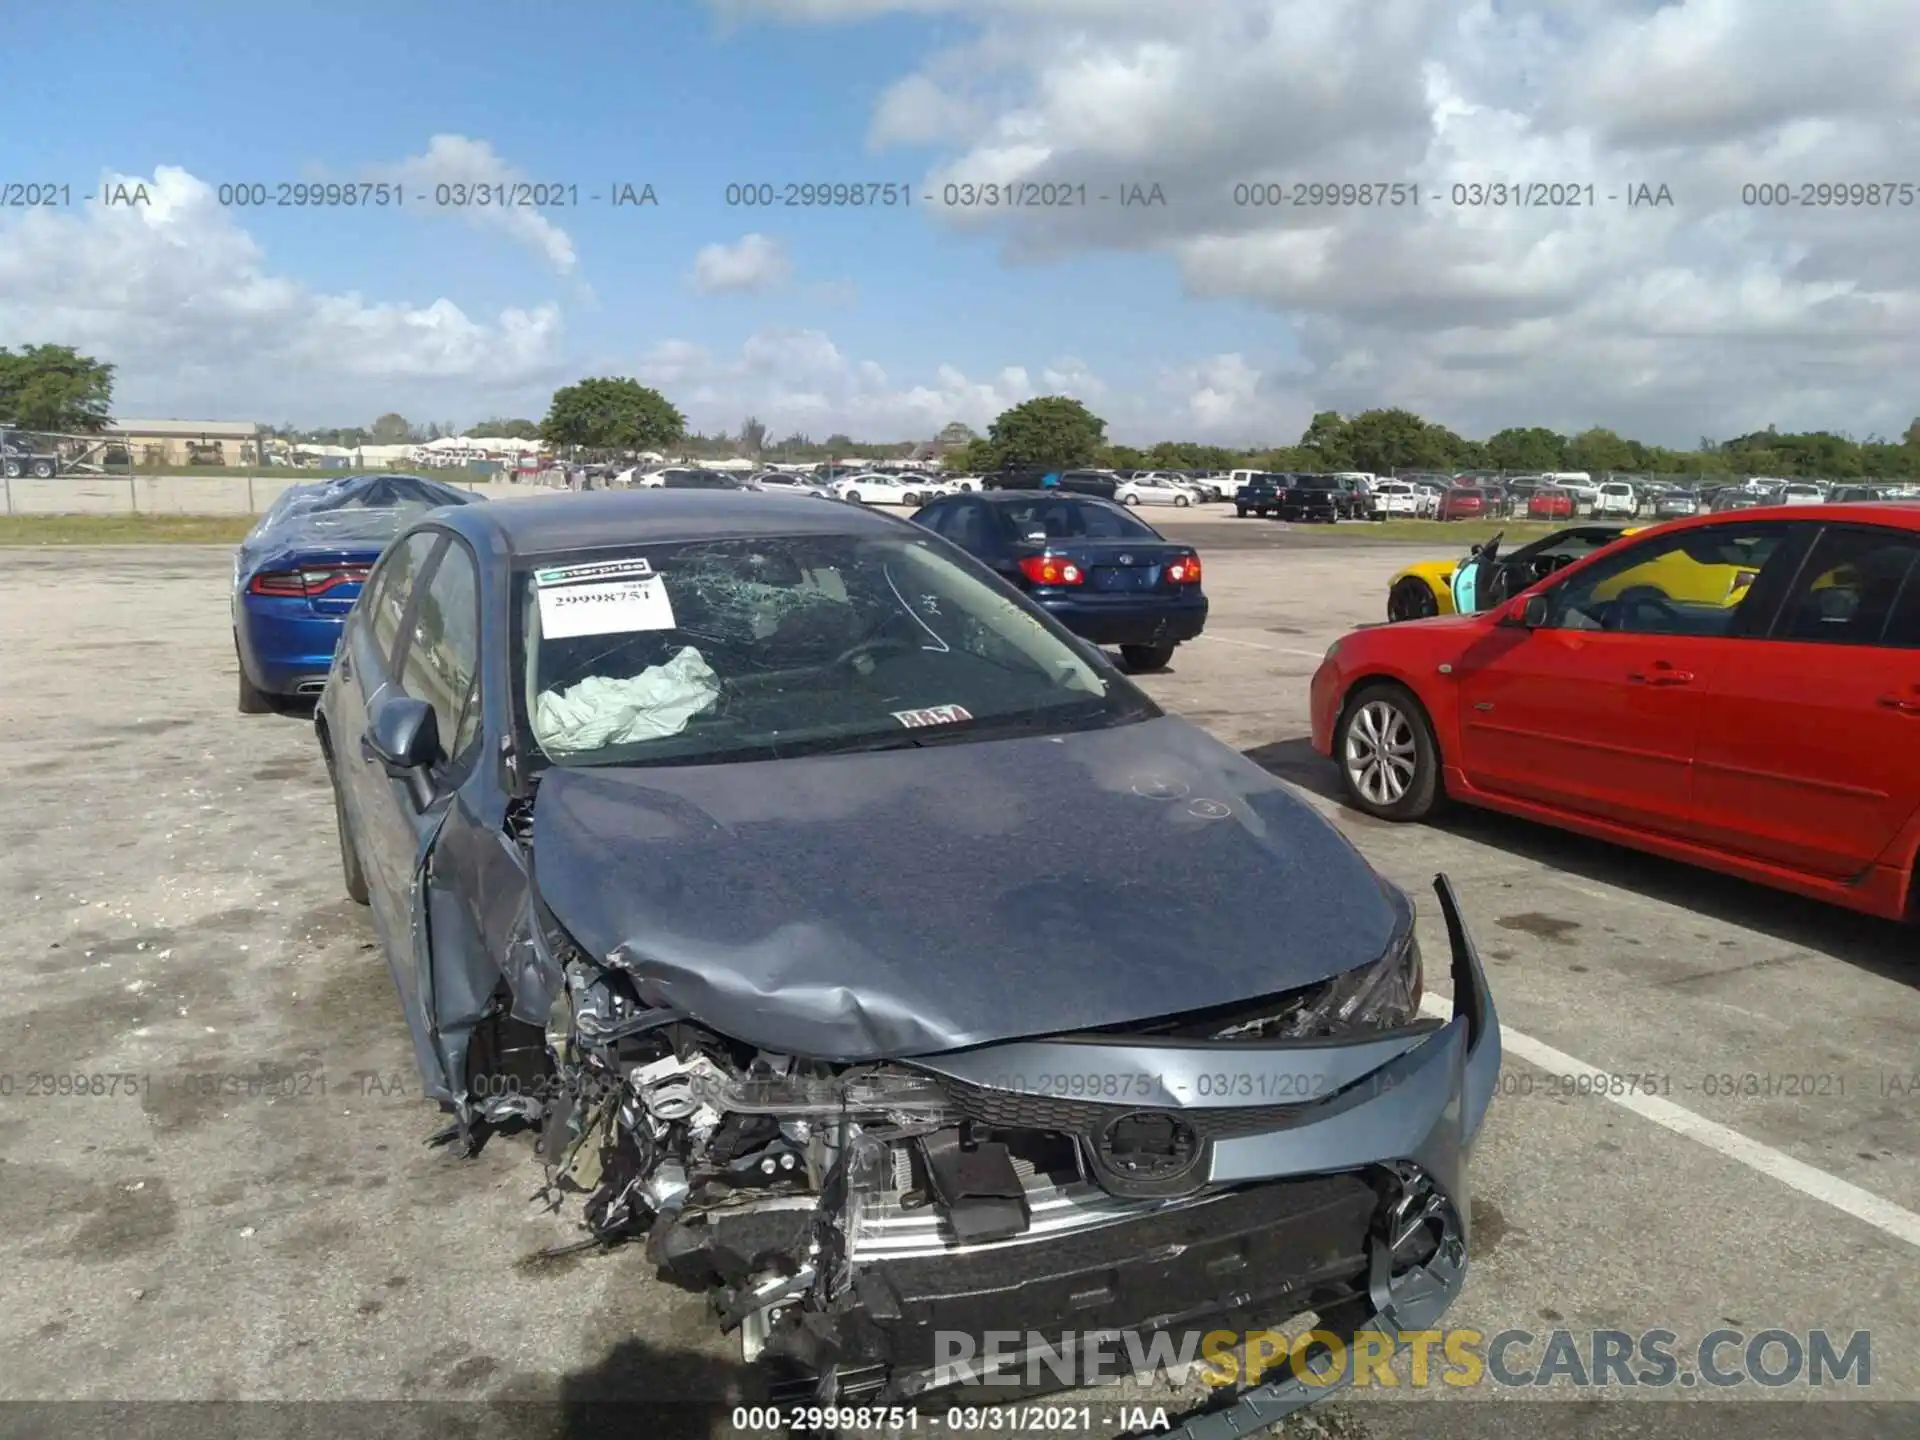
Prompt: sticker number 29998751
<box><xmin>537</xmin><ymin>576</ymin><xmax>677</xmax><ymax>638</ymax></box>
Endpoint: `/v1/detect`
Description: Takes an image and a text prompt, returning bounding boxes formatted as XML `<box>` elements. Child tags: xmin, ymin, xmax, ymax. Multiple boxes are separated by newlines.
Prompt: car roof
<box><xmin>435</xmin><ymin>488</ymin><xmax>907</xmax><ymax>560</ymax></box>
<box><xmin>1629</xmin><ymin>502</ymin><xmax>1920</xmax><ymax>533</ymax></box>
<box><xmin>964</xmin><ymin>490</ymin><xmax>1118</xmax><ymax>504</ymax></box>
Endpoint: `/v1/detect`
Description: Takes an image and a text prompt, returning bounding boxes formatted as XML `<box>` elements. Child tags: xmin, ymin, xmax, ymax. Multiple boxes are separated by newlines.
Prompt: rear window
<box><xmin>1450</xmin><ymin>488</ymin><xmax>1484</xmax><ymax>499</ymax></box>
<box><xmin>1000</xmin><ymin>497</ymin><xmax>1155</xmax><ymax>541</ymax></box>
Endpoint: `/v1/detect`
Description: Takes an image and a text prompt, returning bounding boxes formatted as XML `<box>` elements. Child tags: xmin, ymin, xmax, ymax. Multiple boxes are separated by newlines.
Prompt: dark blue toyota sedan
<box><xmin>909</xmin><ymin>489</ymin><xmax>1207</xmax><ymax>671</ymax></box>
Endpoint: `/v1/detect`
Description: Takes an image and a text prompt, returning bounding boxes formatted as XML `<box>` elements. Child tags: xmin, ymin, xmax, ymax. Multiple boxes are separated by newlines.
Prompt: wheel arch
<box><xmin>1336</xmin><ymin>671</ymin><xmax>1452</xmax><ymax>776</ymax></box>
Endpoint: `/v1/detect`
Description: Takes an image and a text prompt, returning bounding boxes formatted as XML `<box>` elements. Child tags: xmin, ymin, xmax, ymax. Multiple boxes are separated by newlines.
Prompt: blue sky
<box><xmin>0</xmin><ymin>0</ymin><xmax>1268</xmax><ymax>439</ymax></box>
<box><xmin>2</xmin><ymin>1</ymin><xmax>1913</xmax><ymax>446</ymax></box>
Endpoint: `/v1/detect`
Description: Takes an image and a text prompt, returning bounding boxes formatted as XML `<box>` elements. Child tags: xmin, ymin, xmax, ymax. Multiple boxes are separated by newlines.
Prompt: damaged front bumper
<box><xmin>507</xmin><ymin>874</ymin><xmax>1499</xmax><ymax>1429</ymax></box>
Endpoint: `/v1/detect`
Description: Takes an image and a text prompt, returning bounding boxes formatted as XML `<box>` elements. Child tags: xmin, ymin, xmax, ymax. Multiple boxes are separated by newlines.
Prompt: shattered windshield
<box><xmin>515</xmin><ymin>533</ymin><xmax>1144</xmax><ymax>768</ymax></box>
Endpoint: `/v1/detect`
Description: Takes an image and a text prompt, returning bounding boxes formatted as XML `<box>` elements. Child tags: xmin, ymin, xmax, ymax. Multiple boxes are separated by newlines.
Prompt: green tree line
<box><xmin>7</xmin><ymin>344</ymin><xmax>1916</xmax><ymax>480</ymax></box>
<box><xmin>941</xmin><ymin>402</ymin><xmax>1920</xmax><ymax>480</ymax></box>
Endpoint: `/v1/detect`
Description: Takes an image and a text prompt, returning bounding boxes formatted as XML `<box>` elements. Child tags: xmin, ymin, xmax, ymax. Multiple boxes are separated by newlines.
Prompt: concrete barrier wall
<box><xmin>1</xmin><ymin>474</ymin><xmax>549</xmax><ymax>516</ymax></box>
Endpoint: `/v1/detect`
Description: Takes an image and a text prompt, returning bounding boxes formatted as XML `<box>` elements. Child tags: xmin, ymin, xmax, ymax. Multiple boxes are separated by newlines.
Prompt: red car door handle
<box><xmin>1627</xmin><ymin>669</ymin><xmax>1694</xmax><ymax>686</ymax></box>
<box><xmin>1878</xmin><ymin>694</ymin><xmax>1920</xmax><ymax>714</ymax></box>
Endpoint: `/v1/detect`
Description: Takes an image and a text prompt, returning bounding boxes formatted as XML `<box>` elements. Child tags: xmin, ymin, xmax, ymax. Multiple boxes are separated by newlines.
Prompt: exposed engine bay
<box><xmin>453</xmin><ymin>884</ymin><xmax>1495</xmax><ymax>1420</ymax></box>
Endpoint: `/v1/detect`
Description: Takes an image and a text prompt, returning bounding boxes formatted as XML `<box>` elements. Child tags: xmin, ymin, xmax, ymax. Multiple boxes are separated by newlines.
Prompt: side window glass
<box><xmin>367</xmin><ymin>533</ymin><xmax>440</xmax><ymax>669</ymax></box>
<box><xmin>398</xmin><ymin>541</ymin><xmax>481</xmax><ymax>765</ymax></box>
<box><xmin>946</xmin><ymin>502</ymin><xmax>990</xmax><ymax>551</ymax></box>
<box><xmin>1772</xmin><ymin>529</ymin><xmax>1920</xmax><ymax>646</ymax></box>
<box><xmin>1545</xmin><ymin>526</ymin><xmax>1788</xmax><ymax>636</ymax></box>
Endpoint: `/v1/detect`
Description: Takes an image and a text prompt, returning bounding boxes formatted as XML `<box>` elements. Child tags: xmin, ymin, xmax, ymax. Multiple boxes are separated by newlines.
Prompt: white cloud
<box><xmin>363</xmin><ymin>134</ymin><xmax>578</xmax><ymax>274</ymax></box>
<box><xmin>0</xmin><ymin>166</ymin><xmax>568</xmax><ymax>422</ymax></box>
<box><xmin>636</xmin><ymin>326</ymin><xmax>1073</xmax><ymax>437</ymax></box>
<box><xmin>720</xmin><ymin>0</ymin><xmax>1920</xmax><ymax>444</ymax></box>
<box><xmin>691</xmin><ymin>233</ymin><xmax>794</xmax><ymax>293</ymax></box>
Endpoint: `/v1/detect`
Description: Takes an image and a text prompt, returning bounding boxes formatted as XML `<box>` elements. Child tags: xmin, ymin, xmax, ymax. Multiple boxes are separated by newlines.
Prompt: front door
<box><xmin>1455</xmin><ymin>521</ymin><xmax>1794</xmax><ymax>838</ymax></box>
<box><xmin>1691</xmin><ymin>523</ymin><xmax>1920</xmax><ymax>877</ymax></box>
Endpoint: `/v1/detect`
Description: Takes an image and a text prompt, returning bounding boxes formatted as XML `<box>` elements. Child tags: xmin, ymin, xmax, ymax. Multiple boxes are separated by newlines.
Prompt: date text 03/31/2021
<box><xmin>1229</xmin><ymin>180</ymin><xmax>1675</xmax><ymax>208</ymax></box>
<box><xmin>731</xmin><ymin>1405</ymin><xmax>1166</xmax><ymax>1433</ymax></box>
<box><xmin>723</xmin><ymin>181</ymin><xmax>1169</xmax><ymax>208</ymax></box>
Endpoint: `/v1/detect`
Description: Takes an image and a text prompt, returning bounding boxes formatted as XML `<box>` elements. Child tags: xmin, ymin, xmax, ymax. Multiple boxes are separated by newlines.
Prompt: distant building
<box><xmin>109</xmin><ymin>418</ymin><xmax>265</xmax><ymax>466</ymax></box>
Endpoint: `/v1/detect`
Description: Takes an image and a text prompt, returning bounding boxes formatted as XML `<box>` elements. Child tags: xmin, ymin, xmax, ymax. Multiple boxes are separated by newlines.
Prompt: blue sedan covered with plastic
<box><xmin>231</xmin><ymin>472</ymin><xmax>479</xmax><ymax>712</ymax></box>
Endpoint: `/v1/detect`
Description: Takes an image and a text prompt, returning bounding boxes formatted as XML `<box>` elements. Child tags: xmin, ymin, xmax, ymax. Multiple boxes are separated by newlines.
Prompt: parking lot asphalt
<box><xmin>2</xmin><ymin>536</ymin><xmax>1916</xmax><ymax>1440</ymax></box>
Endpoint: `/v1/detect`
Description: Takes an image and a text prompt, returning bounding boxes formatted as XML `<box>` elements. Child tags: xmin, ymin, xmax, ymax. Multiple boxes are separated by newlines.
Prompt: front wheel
<box><xmin>1121</xmin><ymin>494</ymin><xmax>1140</xmax><ymax>506</ymax></box>
<box><xmin>1</xmin><ymin>459</ymin><xmax>19</xmax><ymax>479</ymax></box>
<box><xmin>1119</xmin><ymin>642</ymin><xmax>1175</xmax><ymax>673</ymax></box>
<box><xmin>1387</xmin><ymin>577</ymin><xmax>1439</xmax><ymax>622</ymax></box>
<box><xmin>1235</xmin><ymin>506</ymin><xmax>1249</xmax><ymax>518</ymax></box>
<box><xmin>1335</xmin><ymin>682</ymin><xmax>1442</xmax><ymax>821</ymax></box>
<box><xmin>1173</xmin><ymin>492</ymin><xmax>1191</xmax><ymax>507</ymax></box>
<box><xmin>843</xmin><ymin>490</ymin><xmax>865</xmax><ymax>504</ymax></box>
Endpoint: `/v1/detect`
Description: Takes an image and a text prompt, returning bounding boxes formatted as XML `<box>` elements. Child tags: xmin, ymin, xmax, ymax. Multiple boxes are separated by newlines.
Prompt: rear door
<box><xmin>1454</xmin><ymin>521</ymin><xmax>1796</xmax><ymax>837</ymax></box>
<box><xmin>1690</xmin><ymin>523</ymin><xmax>1920</xmax><ymax>877</ymax></box>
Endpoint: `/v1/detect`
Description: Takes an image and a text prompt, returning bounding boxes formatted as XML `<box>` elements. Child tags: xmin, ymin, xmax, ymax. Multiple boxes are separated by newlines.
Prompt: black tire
<box><xmin>326</xmin><ymin>748</ymin><xmax>372</xmax><ymax>905</ymax></box>
<box><xmin>1174</xmin><ymin>492</ymin><xmax>1191</xmax><ymax>507</ymax></box>
<box><xmin>1334</xmin><ymin>681</ymin><xmax>1442</xmax><ymax>821</ymax></box>
<box><xmin>844</xmin><ymin>490</ymin><xmax>864</xmax><ymax>503</ymax></box>
<box><xmin>30</xmin><ymin>459</ymin><xmax>54</xmax><ymax>478</ymax></box>
<box><xmin>1387</xmin><ymin>577</ymin><xmax>1440</xmax><ymax>623</ymax></box>
<box><xmin>1236</xmin><ymin>506</ymin><xmax>1249</xmax><ymax>518</ymax></box>
<box><xmin>1</xmin><ymin>459</ymin><xmax>19</xmax><ymax>479</ymax></box>
<box><xmin>1121</xmin><ymin>494</ymin><xmax>1140</xmax><ymax>506</ymax></box>
<box><xmin>235</xmin><ymin>636</ymin><xmax>274</xmax><ymax>714</ymax></box>
<box><xmin>1119</xmin><ymin>642</ymin><xmax>1175</xmax><ymax>673</ymax></box>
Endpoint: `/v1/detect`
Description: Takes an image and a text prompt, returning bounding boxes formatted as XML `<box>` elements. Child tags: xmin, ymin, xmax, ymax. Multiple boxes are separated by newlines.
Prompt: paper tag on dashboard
<box><xmin>538</xmin><ymin>576</ymin><xmax>676</xmax><ymax>638</ymax></box>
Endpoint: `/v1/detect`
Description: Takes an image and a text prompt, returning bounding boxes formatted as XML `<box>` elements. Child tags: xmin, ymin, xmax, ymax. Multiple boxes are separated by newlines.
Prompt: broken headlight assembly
<box><xmin>1208</xmin><ymin>928</ymin><xmax>1423</xmax><ymax>1041</ymax></box>
<box><xmin>1285</xmin><ymin>928</ymin><xmax>1423</xmax><ymax>1037</ymax></box>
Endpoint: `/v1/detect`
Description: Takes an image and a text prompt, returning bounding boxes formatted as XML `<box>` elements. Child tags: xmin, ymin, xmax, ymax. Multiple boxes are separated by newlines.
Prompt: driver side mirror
<box><xmin>363</xmin><ymin>694</ymin><xmax>443</xmax><ymax>810</ymax></box>
<box><xmin>1516</xmin><ymin>593</ymin><xmax>1550</xmax><ymax>628</ymax></box>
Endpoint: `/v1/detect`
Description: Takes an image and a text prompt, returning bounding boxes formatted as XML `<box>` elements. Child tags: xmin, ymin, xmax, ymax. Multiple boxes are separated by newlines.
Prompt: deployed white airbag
<box><xmin>534</xmin><ymin>646</ymin><xmax>721</xmax><ymax>752</ymax></box>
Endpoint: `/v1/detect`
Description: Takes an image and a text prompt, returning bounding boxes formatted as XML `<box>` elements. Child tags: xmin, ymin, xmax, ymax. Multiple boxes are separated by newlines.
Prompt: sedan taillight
<box><xmin>248</xmin><ymin>565</ymin><xmax>370</xmax><ymax>598</ymax></box>
<box><xmin>1018</xmin><ymin>554</ymin><xmax>1085</xmax><ymax>586</ymax></box>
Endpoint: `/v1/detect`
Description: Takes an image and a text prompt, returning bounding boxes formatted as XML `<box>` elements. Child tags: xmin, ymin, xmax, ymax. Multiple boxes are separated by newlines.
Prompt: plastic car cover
<box><xmin>234</xmin><ymin>472</ymin><xmax>479</xmax><ymax>576</ymax></box>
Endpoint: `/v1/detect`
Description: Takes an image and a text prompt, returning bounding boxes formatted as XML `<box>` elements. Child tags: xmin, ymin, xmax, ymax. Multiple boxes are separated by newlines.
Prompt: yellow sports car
<box><xmin>1386</xmin><ymin>525</ymin><xmax>1643</xmax><ymax>621</ymax></box>
<box><xmin>1386</xmin><ymin>523</ymin><xmax>1775</xmax><ymax>622</ymax></box>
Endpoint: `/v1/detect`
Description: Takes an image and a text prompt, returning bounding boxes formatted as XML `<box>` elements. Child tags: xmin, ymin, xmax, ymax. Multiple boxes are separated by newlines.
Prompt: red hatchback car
<box><xmin>1438</xmin><ymin>487</ymin><xmax>1486</xmax><ymax>521</ymax></box>
<box><xmin>1527</xmin><ymin>486</ymin><xmax>1575</xmax><ymax>521</ymax></box>
<box><xmin>1311</xmin><ymin>505</ymin><xmax>1920</xmax><ymax>920</ymax></box>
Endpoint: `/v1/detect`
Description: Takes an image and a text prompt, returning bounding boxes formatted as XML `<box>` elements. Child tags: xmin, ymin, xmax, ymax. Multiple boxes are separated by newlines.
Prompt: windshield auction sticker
<box><xmin>538</xmin><ymin>575</ymin><xmax>676</xmax><ymax>638</ymax></box>
<box><xmin>535</xmin><ymin>558</ymin><xmax>653</xmax><ymax>586</ymax></box>
<box><xmin>892</xmin><ymin>704</ymin><xmax>972</xmax><ymax>728</ymax></box>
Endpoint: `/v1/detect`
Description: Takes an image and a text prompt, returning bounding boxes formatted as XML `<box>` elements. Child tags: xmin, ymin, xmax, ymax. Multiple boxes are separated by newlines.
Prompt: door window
<box><xmin>1770</xmin><ymin>527</ymin><xmax>1920</xmax><ymax>646</ymax></box>
<box><xmin>397</xmin><ymin>538</ymin><xmax>482</xmax><ymax>765</ymax></box>
<box><xmin>1542</xmin><ymin>524</ymin><xmax>1790</xmax><ymax>636</ymax></box>
<box><xmin>366</xmin><ymin>532</ymin><xmax>442</xmax><ymax>669</ymax></box>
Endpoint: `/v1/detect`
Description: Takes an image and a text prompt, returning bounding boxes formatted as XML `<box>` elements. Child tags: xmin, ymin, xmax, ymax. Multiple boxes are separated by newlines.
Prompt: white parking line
<box><xmin>1419</xmin><ymin>992</ymin><xmax>1920</xmax><ymax>1250</ymax></box>
<box><xmin>1196</xmin><ymin>634</ymin><xmax>1328</xmax><ymax>661</ymax></box>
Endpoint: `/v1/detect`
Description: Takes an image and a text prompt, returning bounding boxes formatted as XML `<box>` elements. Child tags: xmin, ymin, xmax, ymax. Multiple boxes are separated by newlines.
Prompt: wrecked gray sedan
<box><xmin>315</xmin><ymin>489</ymin><xmax>1500</xmax><ymax>1430</ymax></box>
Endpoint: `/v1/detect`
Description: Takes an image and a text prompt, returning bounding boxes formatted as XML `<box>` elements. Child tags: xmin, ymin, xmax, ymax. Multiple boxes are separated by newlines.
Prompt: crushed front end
<box><xmin>526</xmin><ymin>874</ymin><xmax>1499</xmax><ymax>1429</ymax></box>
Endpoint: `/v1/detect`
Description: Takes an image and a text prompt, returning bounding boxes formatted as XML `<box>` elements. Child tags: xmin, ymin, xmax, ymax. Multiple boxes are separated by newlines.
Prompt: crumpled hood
<box><xmin>530</xmin><ymin>715</ymin><xmax>1405</xmax><ymax>1060</ymax></box>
